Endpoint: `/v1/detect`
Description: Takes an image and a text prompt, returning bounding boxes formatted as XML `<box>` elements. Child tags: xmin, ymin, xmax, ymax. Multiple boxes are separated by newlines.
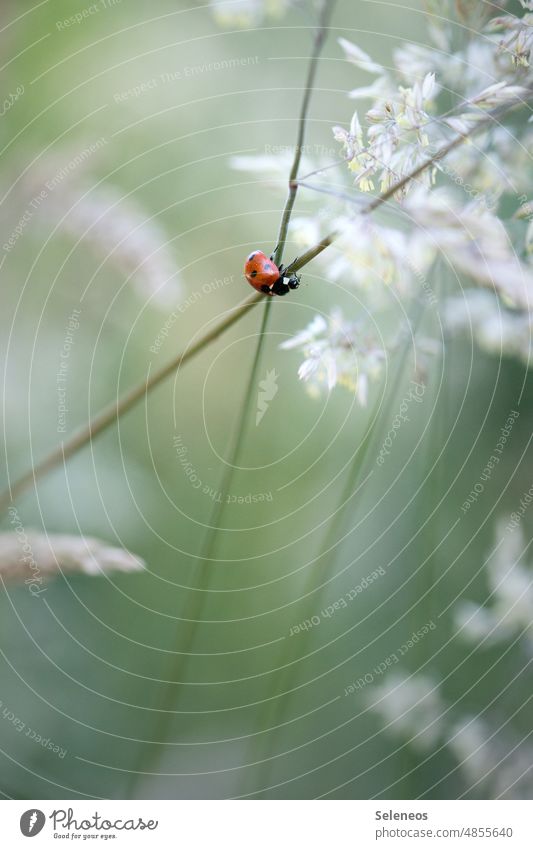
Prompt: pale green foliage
<box><xmin>209</xmin><ymin>0</ymin><xmax>292</xmax><ymax>26</ymax></box>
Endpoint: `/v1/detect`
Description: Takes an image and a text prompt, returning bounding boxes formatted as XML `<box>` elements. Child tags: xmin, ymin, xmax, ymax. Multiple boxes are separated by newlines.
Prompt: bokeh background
<box><xmin>0</xmin><ymin>0</ymin><xmax>532</xmax><ymax>799</ymax></box>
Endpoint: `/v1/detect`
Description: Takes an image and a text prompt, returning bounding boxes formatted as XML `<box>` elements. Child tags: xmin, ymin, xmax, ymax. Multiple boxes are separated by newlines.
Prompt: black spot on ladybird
<box><xmin>250</xmin><ymin>270</ymin><xmax>257</xmax><ymax>277</ymax></box>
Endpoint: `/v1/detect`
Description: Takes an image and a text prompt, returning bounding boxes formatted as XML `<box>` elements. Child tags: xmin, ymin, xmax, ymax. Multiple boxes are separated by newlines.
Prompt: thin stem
<box><xmin>295</xmin><ymin>179</ymin><xmax>369</xmax><ymax>208</ymax></box>
<box><xmin>286</xmin><ymin>229</ymin><xmax>340</xmax><ymax>273</ymax></box>
<box><xmin>288</xmin><ymin>93</ymin><xmax>531</xmax><ymax>274</ymax></box>
<box><xmin>129</xmin><ymin>0</ymin><xmax>337</xmax><ymax>791</ymax></box>
<box><xmin>0</xmin><ymin>294</ymin><xmax>260</xmax><ymax>514</ymax></box>
<box><xmin>1</xmin><ymin>93</ymin><xmax>526</xmax><ymax>519</ymax></box>
<box><xmin>273</xmin><ymin>0</ymin><xmax>337</xmax><ymax>268</ymax></box>
<box><xmin>172</xmin><ymin>301</ymin><xmax>273</xmax><ymax>660</ymax></box>
<box><xmin>252</xmin><ymin>295</ymin><xmax>428</xmax><ymax>791</ymax></box>
<box><xmin>128</xmin><ymin>299</ymin><xmax>273</xmax><ymax>796</ymax></box>
<box><xmin>297</xmin><ymin>159</ymin><xmax>348</xmax><ymax>183</ymax></box>
<box><xmin>292</xmin><ymin>80</ymin><xmax>530</xmax><ymax>189</ymax></box>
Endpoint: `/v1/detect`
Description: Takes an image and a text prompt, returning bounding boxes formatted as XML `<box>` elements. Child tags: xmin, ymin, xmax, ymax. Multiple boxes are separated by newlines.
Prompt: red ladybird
<box><xmin>244</xmin><ymin>250</ymin><xmax>301</xmax><ymax>297</ymax></box>
<box><xmin>245</xmin><ymin>251</ymin><xmax>279</xmax><ymax>293</ymax></box>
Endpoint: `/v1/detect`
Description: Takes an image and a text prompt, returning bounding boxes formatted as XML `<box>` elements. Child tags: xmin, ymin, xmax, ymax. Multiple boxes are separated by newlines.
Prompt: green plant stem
<box><xmin>127</xmin><ymin>299</ymin><xmax>273</xmax><ymax>797</ymax></box>
<box><xmin>288</xmin><ymin>91</ymin><xmax>532</xmax><ymax>274</ymax></box>
<box><xmin>273</xmin><ymin>0</ymin><xmax>337</xmax><ymax>268</ymax></box>
<box><xmin>251</xmin><ymin>295</ymin><xmax>428</xmax><ymax>791</ymax></box>
<box><xmin>128</xmin><ymin>0</ymin><xmax>337</xmax><ymax>791</ymax></box>
<box><xmin>169</xmin><ymin>301</ymin><xmax>273</xmax><ymax>675</ymax></box>
<box><xmin>0</xmin><ymin>294</ymin><xmax>261</xmax><ymax>514</ymax></box>
<box><xmin>0</xmin><ymin>95</ymin><xmax>525</xmax><ymax>519</ymax></box>
<box><xmin>286</xmin><ymin>110</ymin><xmax>507</xmax><ymax>275</ymax></box>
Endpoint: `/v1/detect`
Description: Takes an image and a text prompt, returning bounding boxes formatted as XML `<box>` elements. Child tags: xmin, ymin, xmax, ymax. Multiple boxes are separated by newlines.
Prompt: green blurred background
<box><xmin>0</xmin><ymin>0</ymin><xmax>532</xmax><ymax>799</ymax></box>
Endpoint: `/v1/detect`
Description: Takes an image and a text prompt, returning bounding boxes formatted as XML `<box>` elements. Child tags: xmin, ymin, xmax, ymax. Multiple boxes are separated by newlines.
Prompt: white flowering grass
<box><xmin>294</xmin><ymin>4</ymin><xmax>532</xmax><ymax>388</ymax></box>
<box><xmin>227</xmin><ymin>3</ymin><xmax>532</xmax><ymax>397</ymax></box>
<box><xmin>366</xmin><ymin>672</ymin><xmax>445</xmax><ymax>753</ymax></box>
<box><xmin>448</xmin><ymin>716</ymin><xmax>533</xmax><ymax>799</ymax></box>
<box><xmin>445</xmin><ymin>290</ymin><xmax>532</xmax><ymax>365</ymax></box>
<box><xmin>280</xmin><ymin>309</ymin><xmax>385</xmax><ymax>401</ymax></box>
<box><xmin>454</xmin><ymin>520</ymin><xmax>533</xmax><ymax>647</ymax></box>
<box><xmin>368</xmin><ymin>672</ymin><xmax>533</xmax><ymax>798</ymax></box>
<box><xmin>19</xmin><ymin>156</ymin><xmax>182</xmax><ymax>309</ymax></box>
<box><xmin>0</xmin><ymin>532</ymin><xmax>145</xmax><ymax>584</ymax></box>
<box><xmin>56</xmin><ymin>184</ymin><xmax>182</xmax><ymax>309</ymax></box>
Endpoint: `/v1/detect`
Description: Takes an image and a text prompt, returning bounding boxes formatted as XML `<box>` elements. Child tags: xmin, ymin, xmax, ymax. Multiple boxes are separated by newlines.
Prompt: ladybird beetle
<box><xmin>244</xmin><ymin>250</ymin><xmax>301</xmax><ymax>296</ymax></box>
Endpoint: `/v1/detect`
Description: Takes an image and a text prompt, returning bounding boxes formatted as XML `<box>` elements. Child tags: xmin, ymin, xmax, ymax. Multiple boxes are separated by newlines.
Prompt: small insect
<box><xmin>244</xmin><ymin>250</ymin><xmax>301</xmax><ymax>296</ymax></box>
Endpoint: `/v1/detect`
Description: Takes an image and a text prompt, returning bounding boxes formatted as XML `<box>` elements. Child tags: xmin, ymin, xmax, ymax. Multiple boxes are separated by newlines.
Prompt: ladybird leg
<box><xmin>269</xmin><ymin>242</ymin><xmax>280</xmax><ymax>261</ymax></box>
<box><xmin>260</xmin><ymin>285</ymin><xmax>272</xmax><ymax>295</ymax></box>
<box><xmin>285</xmin><ymin>257</ymin><xmax>299</xmax><ymax>273</ymax></box>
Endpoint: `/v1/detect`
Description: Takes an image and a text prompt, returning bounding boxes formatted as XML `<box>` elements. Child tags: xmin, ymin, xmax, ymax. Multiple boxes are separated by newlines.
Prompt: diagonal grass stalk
<box><xmin>250</xmin><ymin>293</ymin><xmax>428</xmax><ymax>793</ymax></box>
<box><xmin>165</xmin><ymin>299</ymin><xmax>273</xmax><ymax>678</ymax></box>
<box><xmin>0</xmin><ymin>89</ymin><xmax>526</xmax><ymax>533</ymax></box>
<box><xmin>126</xmin><ymin>299</ymin><xmax>273</xmax><ymax>796</ymax></box>
<box><xmin>0</xmin><ymin>294</ymin><xmax>261</xmax><ymax>514</ymax></box>
<box><xmin>127</xmin><ymin>0</ymin><xmax>338</xmax><ymax>793</ymax></box>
